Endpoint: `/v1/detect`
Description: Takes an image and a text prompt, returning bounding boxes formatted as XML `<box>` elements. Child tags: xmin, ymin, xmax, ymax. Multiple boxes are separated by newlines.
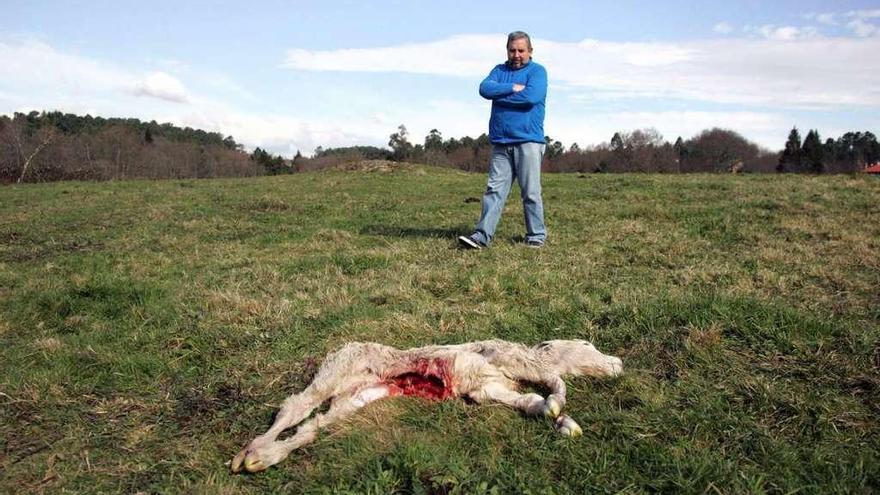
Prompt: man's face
<box><xmin>507</xmin><ymin>38</ymin><xmax>532</xmax><ymax>68</ymax></box>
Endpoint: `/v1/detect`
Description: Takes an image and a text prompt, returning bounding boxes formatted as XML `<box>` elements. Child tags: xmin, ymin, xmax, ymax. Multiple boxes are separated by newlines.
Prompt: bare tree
<box><xmin>17</xmin><ymin>126</ymin><xmax>56</xmax><ymax>183</ymax></box>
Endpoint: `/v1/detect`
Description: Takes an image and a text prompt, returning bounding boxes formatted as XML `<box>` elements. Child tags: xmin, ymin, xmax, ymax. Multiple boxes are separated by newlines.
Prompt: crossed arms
<box><xmin>479</xmin><ymin>64</ymin><xmax>547</xmax><ymax>108</ymax></box>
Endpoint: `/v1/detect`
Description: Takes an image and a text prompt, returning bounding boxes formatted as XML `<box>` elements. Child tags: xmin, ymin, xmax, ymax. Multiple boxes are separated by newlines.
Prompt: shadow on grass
<box><xmin>362</xmin><ymin>226</ymin><xmax>540</xmax><ymax>249</ymax></box>
<box><xmin>361</xmin><ymin>224</ymin><xmax>471</xmax><ymax>239</ymax></box>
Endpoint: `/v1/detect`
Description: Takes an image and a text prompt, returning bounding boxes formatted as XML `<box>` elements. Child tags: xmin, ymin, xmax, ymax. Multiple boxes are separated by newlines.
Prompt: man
<box><xmin>459</xmin><ymin>31</ymin><xmax>548</xmax><ymax>249</ymax></box>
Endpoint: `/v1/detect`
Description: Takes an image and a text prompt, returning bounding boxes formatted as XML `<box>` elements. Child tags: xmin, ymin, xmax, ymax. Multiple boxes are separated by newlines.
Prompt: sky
<box><xmin>2</xmin><ymin>0</ymin><xmax>879</xmax><ymax>156</ymax></box>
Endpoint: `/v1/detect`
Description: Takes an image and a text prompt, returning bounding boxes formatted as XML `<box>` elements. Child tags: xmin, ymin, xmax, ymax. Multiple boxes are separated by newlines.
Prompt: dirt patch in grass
<box><xmin>173</xmin><ymin>383</ymin><xmax>249</xmax><ymax>425</ymax></box>
<box><xmin>0</xmin><ymin>239</ymin><xmax>104</xmax><ymax>263</ymax></box>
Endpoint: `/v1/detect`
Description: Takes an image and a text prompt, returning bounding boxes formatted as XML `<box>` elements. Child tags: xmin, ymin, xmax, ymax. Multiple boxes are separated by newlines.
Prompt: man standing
<box><xmin>459</xmin><ymin>31</ymin><xmax>547</xmax><ymax>249</ymax></box>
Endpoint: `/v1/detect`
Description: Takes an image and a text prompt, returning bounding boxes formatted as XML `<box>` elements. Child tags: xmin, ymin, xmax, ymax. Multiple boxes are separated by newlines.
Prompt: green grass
<box><xmin>1</xmin><ymin>165</ymin><xmax>878</xmax><ymax>493</ymax></box>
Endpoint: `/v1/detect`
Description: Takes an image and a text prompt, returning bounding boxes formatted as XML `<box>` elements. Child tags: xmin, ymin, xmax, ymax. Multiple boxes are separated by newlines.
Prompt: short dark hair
<box><xmin>507</xmin><ymin>31</ymin><xmax>532</xmax><ymax>50</ymax></box>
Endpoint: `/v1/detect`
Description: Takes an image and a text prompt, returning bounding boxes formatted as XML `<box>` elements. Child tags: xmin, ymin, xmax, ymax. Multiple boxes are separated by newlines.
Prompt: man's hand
<box><xmin>512</xmin><ymin>83</ymin><xmax>525</xmax><ymax>92</ymax></box>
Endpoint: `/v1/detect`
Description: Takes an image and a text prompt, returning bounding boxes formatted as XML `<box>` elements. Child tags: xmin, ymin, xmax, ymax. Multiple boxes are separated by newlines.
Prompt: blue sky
<box><xmin>2</xmin><ymin>0</ymin><xmax>879</xmax><ymax>156</ymax></box>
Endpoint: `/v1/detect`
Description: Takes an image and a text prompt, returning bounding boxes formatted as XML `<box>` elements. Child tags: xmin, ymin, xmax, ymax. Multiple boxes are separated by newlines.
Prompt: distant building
<box><xmin>865</xmin><ymin>163</ymin><xmax>880</xmax><ymax>174</ymax></box>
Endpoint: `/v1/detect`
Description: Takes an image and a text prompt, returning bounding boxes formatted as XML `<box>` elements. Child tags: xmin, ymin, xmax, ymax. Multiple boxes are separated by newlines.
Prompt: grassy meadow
<box><xmin>1</xmin><ymin>164</ymin><xmax>878</xmax><ymax>493</ymax></box>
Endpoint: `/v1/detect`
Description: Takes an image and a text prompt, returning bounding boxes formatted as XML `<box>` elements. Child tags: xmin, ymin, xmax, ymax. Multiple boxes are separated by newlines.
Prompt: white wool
<box><xmin>231</xmin><ymin>339</ymin><xmax>622</xmax><ymax>473</ymax></box>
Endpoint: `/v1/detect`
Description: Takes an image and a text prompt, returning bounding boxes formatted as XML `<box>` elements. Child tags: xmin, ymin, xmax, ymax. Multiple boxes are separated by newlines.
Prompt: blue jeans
<box><xmin>471</xmin><ymin>142</ymin><xmax>546</xmax><ymax>246</ymax></box>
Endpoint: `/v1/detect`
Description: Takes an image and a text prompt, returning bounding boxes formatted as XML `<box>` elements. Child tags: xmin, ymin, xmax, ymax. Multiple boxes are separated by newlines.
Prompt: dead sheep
<box><xmin>231</xmin><ymin>339</ymin><xmax>623</xmax><ymax>473</ymax></box>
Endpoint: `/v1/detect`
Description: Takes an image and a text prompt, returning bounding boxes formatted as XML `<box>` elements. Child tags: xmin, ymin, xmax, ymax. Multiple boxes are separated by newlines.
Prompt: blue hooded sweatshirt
<box><xmin>479</xmin><ymin>60</ymin><xmax>547</xmax><ymax>145</ymax></box>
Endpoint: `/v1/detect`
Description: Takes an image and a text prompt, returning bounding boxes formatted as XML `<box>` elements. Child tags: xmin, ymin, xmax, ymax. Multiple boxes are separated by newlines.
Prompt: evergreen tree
<box><xmin>801</xmin><ymin>129</ymin><xmax>824</xmax><ymax>173</ymax></box>
<box><xmin>823</xmin><ymin>138</ymin><xmax>837</xmax><ymax>163</ymax></box>
<box><xmin>424</xmin><ymin>129</ymin><xmax>443</xmax><ymax>151</ymax></box>
<box><xmin>778</xmin><ymin>127</ymin><xmax>802</xmax><ymax>173</ymax></box>
<box><xmin>251</xmin><ymin>147</ymin><xmax>288</xmax><ymax>175</ymax></box>
<box><xmin>855</xmin><ymin>131</ymin><xmax>880</xmax><ymax>165</ymax></box>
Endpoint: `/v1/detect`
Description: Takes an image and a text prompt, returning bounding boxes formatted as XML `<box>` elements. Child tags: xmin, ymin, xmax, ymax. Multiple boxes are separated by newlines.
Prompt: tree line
<box><xmin>303</xmin><ymin>124</ymin><xmax>875</xmax><ymax>175</ymax></box>
<box><xmin>2</xmin><ymin>111</ymin><xmax>878</xmax><ymax>183</ymax></box>
<box><xmin>546</xmin><ymin>126</ymin><xmax>878</xmax><ymax>174</ymax></box>
<box><xmin>0</xmin><ymin>111</ymin><xmax>260</xmax><ymax>183</ymax></box>
<box><xmin>778</xmin><ymin>128</ymin><xmax>879</xmax><ymax>174</ymax></box>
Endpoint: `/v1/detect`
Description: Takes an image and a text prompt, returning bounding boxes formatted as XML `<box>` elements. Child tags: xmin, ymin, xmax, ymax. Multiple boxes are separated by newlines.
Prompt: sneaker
<box><xmin>526</xmin><ymin>240</ymin><xmax>544</xmax><ymax>248</ymax></box>
<box><xmin>458</xmin><ymin>235</ymin><xmax>484</xmax><ymax>249</ymax></box>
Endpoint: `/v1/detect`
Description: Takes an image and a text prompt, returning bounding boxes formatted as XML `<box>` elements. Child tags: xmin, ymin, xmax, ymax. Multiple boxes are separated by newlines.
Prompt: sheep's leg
<box><xmin>231</xmin><ymin>383</ymin><xmax>331</xmax><ymax>466</ymax></box>
<box><xmin>535</xmin><ymin>375</ymin><xmax>582</xmax><ymax>436</ymax></box>
<box><xmin>232</xmin><ymin>384</ymin><xmax>391</xmax><ymax>473</ymax></box>
<box><xmin>264</xmin><ymin>387</ymin><xmax>327</xmax><ymax>439</ymax></box>
<box><xmin>230</xmin><ymin>387</ymin><xmax>325</xmax><ymax>473</ymax></box>
<box><xmin>478</xmin><ymin>372</ymin><xmax>568</xmax><ymax>418</ymax></box>
<box><xmin>541</xmin><ymin>374</ymin><xmax>567</xmax><ymax>418</ymax></box>
<box><xmin>274</xmin><ymin>384</ymin><xmax>389</xmax><ymax>452</ymax></box>
<box><xmin>470</xmin><ymin>382</ymin><xmax>549</xmax><ymax>417</ymax></box>
<box><xmin>553</xmin><ymin>414</ymin><xmax>583</xmax><ymax>437</ymax></box>
<box><xmin>470</xmin><ymin>382</ymin><xmax>582</xmax><ymax>437</ymax></box>
<box><xmin>232</xmin><ymin>343</ymin><xmax>391</xmax><ymax>473</ymax></box>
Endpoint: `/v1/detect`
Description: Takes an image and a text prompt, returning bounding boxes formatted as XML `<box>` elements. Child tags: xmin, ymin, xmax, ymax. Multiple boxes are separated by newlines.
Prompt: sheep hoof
<box><xmin>555</xmin><ymin>414</ymin><xmax>582</xmax><ymax>437</ymax></box>
<box><xmin>231</xmin><ymin>450</ymin><xmax>246</xmax><ymax>473</ymax></box>
<box><xmin>543</xmin><ymin>396</ymin><xmax>562</xmax><ymax>418</ymax></box>
<box><xmin>244</xmin><ymin>456</ymin><xmax>267</xmax><ymax>473</ymax></box>
<box><xmin>231</xmin><ymin>448</ymin><xmax>268</xmax><ymax>473</ymax></box>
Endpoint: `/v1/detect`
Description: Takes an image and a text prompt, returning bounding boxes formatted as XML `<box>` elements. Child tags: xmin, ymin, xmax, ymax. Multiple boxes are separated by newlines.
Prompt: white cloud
<box><xmin>0</xmin><ymin>39</ymin><xmax>130</xmax><ymax>93</ymax></box>
<box><xmin>841</xmin><ymin>9</ymin><xmax>880</xmax><ymax>37</ymax></box>
<box><xmin>803</xmin><ymin>12</ymin><xmax>837</xmax><ymax>25</ymax></box>
<box><xmin>713</xmin><ymin>22</ymin><xmax>733</xmax><ymax>34</ymax></box>
<box><xmin>619</xmin><ymin>43</ymin><xmax>695</xmax><ymax>67</ymax></box>
<box><xmin>804</xmin><ymin>9</ymin><xmax>880</xmax><ymax>38</ymax></box>
<box><xmin>282</xmin><ymin>34</ymin><xmax>880</xmax><ymax>110</ymax></box>
<box><xmin>847</xmin><ymin>9</ymin><xmax>880</xmax><ymax>19</ymax></box>
<box><xmin>131</xmin><ymin>72</ymin><xmax>189</xmax><ymax>103</ymax></box>
<box><xmin>172</xmin><ymin>109</ymin><xmax>373</xmax><ymax>156</ymax></box>
<box><xmin>282</xmin><ymin>34</ymin><xmax>497</xmax><ymax>76</ymax></box>
<box><xmin>847</xmin><ymin>18</ymin><xmax>879</xmax><ymax>37</ymax></box>
<box><xmin>0</xmin><ymin>39</ymin><xmax>191</xmax><ymax>104</ymax></box>
<box><xmin>745</xmin><ymin>24</ymin><xmax>820</xmax><ymax>41</ymax></box>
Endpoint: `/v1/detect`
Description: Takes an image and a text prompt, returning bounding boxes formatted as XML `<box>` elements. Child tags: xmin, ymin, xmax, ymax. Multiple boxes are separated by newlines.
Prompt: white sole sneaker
<box><xmin>458</xmin><ymin>236</ymin><xmax>483</xmax><ymax>249</ymax></box>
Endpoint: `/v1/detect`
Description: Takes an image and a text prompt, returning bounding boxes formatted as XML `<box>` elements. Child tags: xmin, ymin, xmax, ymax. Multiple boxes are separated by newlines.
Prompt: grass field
<box><xmin>1</xmin><ymin>164</ymin><xmax>879</xmax><ymax>494</ymax></box>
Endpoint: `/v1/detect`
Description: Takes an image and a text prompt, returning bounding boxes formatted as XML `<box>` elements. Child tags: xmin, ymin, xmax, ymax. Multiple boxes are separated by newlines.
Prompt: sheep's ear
<box><xmin>536</xmin><ymin>341</ymin><xmax>552</xmax><ymax>350</ymax></box>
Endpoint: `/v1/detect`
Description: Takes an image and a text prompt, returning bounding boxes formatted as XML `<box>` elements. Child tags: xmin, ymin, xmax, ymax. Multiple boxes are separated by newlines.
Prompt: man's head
<box><xmin>506</xmin><ymin>31</ymin><xmax>533</xmax><ymax>69</ymax></box>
